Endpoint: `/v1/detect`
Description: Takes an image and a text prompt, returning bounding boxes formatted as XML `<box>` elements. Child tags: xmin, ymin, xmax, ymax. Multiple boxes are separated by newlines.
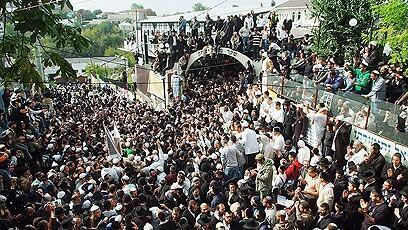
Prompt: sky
<box><xmin>71</xmin><ymin>0</ymin><xmax>285</xmax><ymax>15</ymax></box>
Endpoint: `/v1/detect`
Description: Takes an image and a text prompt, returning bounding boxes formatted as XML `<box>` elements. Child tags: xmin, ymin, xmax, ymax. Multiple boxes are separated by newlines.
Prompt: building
<box><xmin>274</xmin><ymin>0</ymin><xmax>315</xmax><ymax>28</ymax></box>
<box><xmin>119</xmin><ymin>22</ymin><xmax>134</xmax><ymax>35</ymax></box>
<box><xmin>44</xmin><ymin>57</ymin><xmax>124</xmax><ymax>77</ymax></box>
<box><xmin>107</xmin><ymin>10</ymin><xmax>148</xmax><ymax>24</ymax></box>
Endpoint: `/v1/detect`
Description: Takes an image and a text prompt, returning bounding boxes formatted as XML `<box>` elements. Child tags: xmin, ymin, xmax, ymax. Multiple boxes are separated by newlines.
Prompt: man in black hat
<box><xmin>282</xmin><ymin>100</ymin><xmax>296</xmax><ymax>140</ymax></box>
<box><xmin>167</xmin><ymin>30</ymin><xmax>179</xmax><ymax>68</ymax></box>
<box><xmin>359</xmin><ymin>169</ymin><xmax>381</xmax><ymax>200</ymax></box>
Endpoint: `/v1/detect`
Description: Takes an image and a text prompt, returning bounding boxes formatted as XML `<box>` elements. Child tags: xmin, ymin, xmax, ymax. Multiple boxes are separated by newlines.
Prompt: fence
<box><xmin>266</xmin><ymin>73</ymin><xmax>408</xmax><ymax>147</ymax></box>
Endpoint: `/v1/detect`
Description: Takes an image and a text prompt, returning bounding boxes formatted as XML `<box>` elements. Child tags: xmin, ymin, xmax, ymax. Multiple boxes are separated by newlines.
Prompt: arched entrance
<box><xmin>185</xmin><ymin>47</ymin><xmax>261</xmax><ymax>75</ymax></box>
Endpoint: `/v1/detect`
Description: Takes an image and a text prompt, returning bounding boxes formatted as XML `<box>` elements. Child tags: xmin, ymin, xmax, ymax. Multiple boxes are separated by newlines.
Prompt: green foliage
<box><xmin>192</xmin><ymin>2</ymin><xmax>209</xmax><ymax>12</ymax></box>
<box><xmin>373</xmin><ymin>0</ymin><xmax>408</xmax><ymax>64</ymax></box>
<box><xmin>104</xmin><ymin>48</ymin><xmax>136</xmax><ymax>67</ymax></box>
<box><xmin>93</xmin><ymin>9</ymin><xmax>103</xmax><ymax>16</ymax></box>
<box><xmin>76</xmin><ymin>9</ymin><xmax>97</xmax><ymax>21</ymax></box>
<box><xmin>310</xmin><ymin>0</ymin><xmax>375</xmax><ymax>59</ymax></box>
<box><xmin>0</xmin><ymin>0</ymin><xmax>90</xmax><ymax>86</ymax></box>
<box><xmin>80</xmin><ymin>22</ymin><xmax>124</xmax><ymax>57</ymax></box>
<box><xmin>84</xmin><ymin>63</ymin><xmax>115</xmax><ymax>78</ymax></box>
<box><xmin>131</xmin><ymin>3</ymin><xmax>144</xmax><ymax>10</ymax></box>
<box><xmin>42</xmin><ymin>22</ymin><xmax>125</xmax><ymax>58</ymax></box>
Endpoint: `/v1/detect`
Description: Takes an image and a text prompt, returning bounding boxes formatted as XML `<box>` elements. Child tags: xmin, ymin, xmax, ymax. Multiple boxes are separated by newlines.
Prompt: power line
<box><xmin>40</xmin><ymin>44</ymin><xmax>247</xmax><ymax>72</ymax></box>
<box><xmin>191</xmin><ymin>0</ymin><xmax>233</xmax><ymax>20</ymax></box>
<box><xmin>13</xmin><ymin>0</ymin><xmax>96</xmax><ymax>12</ymax></box>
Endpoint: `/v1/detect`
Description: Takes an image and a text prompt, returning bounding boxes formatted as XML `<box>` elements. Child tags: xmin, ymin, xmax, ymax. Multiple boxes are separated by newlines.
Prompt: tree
<box><xmin>104</xmin><ymin>47</ymin><xmax>136</xmax><ymax>67</ymax></box>
<box><xmin>131</xmin><ymin>3</ymin><xmax>144</xmax><ymax>10</ymax></box>
<box><xmin>93</xmin><ymin>9</ymin><xmax>103</xmax><ymax>16</ymax></box>
<box><xmin>310</xmin><ymin>0</ymin><xmax>377</xmax><ymax>60</ymax></box>
<box><xmin>373</xmin><ymin>0</ymin><xmax>408</xmax><ymax>65</ymax></box>
<box><xmin>192</xmin><ymin>2</ymin><xmax>209</xmax><ymax>12</ymax></box>
<box><xmin>77</xmin><ymin>9</ymin><xmax>96</xmax><ymax>21</ymax></box>
<box><xmin>0</xmin><ymin>0</ymin><xmax>89</xmax><ymax>86</ymax></box>
<box><xmin>80</xmin><ymin>22</ymin><xmax>124</xmax><ymax>57</ymax></box>
<box><xmin>144</xmin><ymin>8</ymin><xmax>157</xmax><ymax>16</ymax></box>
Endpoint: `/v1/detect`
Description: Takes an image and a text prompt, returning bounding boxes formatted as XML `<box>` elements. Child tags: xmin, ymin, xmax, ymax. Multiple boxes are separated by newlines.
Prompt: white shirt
<box><xmin>244</xmin><ymin>16</ymin><xmax>254</xmax><ymax>29</ymax></box>
<box><xmin>260</xmin><ymin>101</ymin><xmax>272</xmax><ymax>118</ymax></box>
<box><xmin>347</xmin><ymin>148</ymin><xmax>367</xmax><ymax>166</ymax></box>
<box><xmin>297</xmin><ymin>147</ymin><xmax>311</xmax><ymax>165</ymax></box>
<box><xmin>272</xmin><ymin>173</ymin><xmax>287</xmax><ymax>189</ymax></box>
<box><xmin>241</xmin><ymin>128</ymin><xmax>260</xmax><ymax>155</ymax></box>
<box><xmin>307</xmin><ymin>112</ymin><xmax>327</xmax><ymax>147</ymax></box>
<box><xmin>269</xmin><ymin>107</ymin><xmax>284</xmax><ymax>123</ymax></box>
<box><xmin>310</xmin><ymin>155</ymin><xmax>321</xmax><ymax>167</ymax></box>
<box><xmin>272</xmin><ymin>134</ymin><xmax>285</xmax><ymax>153</ymax></box>
<box><xmin>222</xmin><ymin>110</ymin><xmax>234</xmax><ymax>124</ymax></box>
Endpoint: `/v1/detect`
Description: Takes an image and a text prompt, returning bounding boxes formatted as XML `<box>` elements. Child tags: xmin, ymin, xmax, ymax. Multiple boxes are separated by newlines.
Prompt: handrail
<box><xmin>265</xmin><ymin>73</ymin><xmax>408</xmax><ymax>147</ymax></box>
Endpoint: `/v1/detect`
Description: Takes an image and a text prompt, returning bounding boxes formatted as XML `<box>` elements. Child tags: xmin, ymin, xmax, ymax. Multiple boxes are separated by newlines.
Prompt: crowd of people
<box><xmin>147</xmin><ymin>10</ymin><xmax>407</xmax><ymax>110</ymax></box>
<box><xmin>0</xmin><ymin>58</ymin><xmax>407</xmax><ymax>230</ymax></box>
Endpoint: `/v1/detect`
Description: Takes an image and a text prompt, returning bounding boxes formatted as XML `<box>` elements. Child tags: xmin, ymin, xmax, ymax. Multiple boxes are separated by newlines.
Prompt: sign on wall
<box><xmin>351</xmin><ymin>126</ymin><xmax>408</xmax><ymax>164</ymax></box>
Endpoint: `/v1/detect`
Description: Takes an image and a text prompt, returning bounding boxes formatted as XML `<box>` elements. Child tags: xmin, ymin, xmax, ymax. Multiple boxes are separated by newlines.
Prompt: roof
<box><xmin>119</xmin><ymin>21</ymin><xmax>133</xmax><ymax>26</ymax></box>
<box><xmin>275</xmin><ymin>0</ymin><xmax>310</xmax><ymax>8</ymax></box>
<box><xmin>139</xmin><ymin>5</ymin><xmax>276</xmax><ymax>24</ymax></box>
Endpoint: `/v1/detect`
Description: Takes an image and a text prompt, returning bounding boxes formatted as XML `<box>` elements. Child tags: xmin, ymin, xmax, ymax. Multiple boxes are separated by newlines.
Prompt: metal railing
<box><xmin>266</xmin><ymin>73</ymin><xmax>408</xmax><ymax>146</ymax></box>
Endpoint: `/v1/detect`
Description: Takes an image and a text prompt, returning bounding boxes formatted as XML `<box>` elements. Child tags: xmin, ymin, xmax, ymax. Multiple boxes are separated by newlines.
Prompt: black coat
<box><xmin>341</xmin><ymin>192</ymin><xmax>364</xmax><ymax>230</ymax></box>
<box><xmin>181</xmin><ymin>209</ymin><xmax>196</xmax><ymax>228</ymax></box>
<box><xmin>331</xmin><ymin>211</ymin><xmax>348</xmax><ymax>230</ymax></box>
<box><xmin>334</xmin><ymin>123</ymin><xmax>351</xmax><ymax>168</ymax></box>
<box><xmin>315</xmin><ymin>214</ymin><xmax>331</xmax><ymax>229</ymax></box>
<box><xmin>283</xmin><ymin>106</ymin><xmax>296</xmax><ymax>139</ymax></box>
<box><xmin>381</xmin><ymin>163</ymin><xmax>408</xmax><ymax>190</ymax></box>
<box><xmin>393</xmin><ymin>203</ymin><xmax>408</xmax><ymax>229</ymax></box>
<box><xmin>293</xmin><ymin>112</ymin><xmax>307</xmax><ymax>144</ymax></box>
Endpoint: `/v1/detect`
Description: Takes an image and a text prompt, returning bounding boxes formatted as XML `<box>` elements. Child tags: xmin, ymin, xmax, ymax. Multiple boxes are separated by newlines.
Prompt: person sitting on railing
<box><xmin>352</xmin><ymin>60</ymin><xmax>372</xmax><ymax>95</ymax></box>
<box><xmin>324</xmin><ymin>69</ymin><xmax>344</xmax><ymax>93</ymax></box>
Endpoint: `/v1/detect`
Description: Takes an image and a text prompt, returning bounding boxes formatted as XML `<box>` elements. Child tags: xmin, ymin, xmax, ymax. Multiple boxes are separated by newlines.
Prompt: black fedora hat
<box><xmin>358</xmin><ymin>169</ymin><xmax>375</xmax><ymax>180</ymax></box>
<box><xmin>318</xmin><ymin>157</ymin><xmax>330</xmax><ymax>166</ymax></box>
<box><xmin>197</xmin><ymin>214</ymin><xmax>212</xmax><ymax>226</ymax></box>
<box><xmin>226</xmin><ymin>177</ymin><xmax>238</xmax><ymax>186</ymax></box>
<box><xmin>400</xmin><ymin>187</ymin><xmax>408</xmax><ymax>197</ymax></box>
<box><xmin>242</xmin><ymin>218</ymin><xmax>259</xmax><ymax>229</ymax></box>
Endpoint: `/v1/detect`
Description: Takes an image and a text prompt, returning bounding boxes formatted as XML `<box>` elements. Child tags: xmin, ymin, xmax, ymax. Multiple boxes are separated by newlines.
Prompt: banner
<box><xmin>350</xmin><ymin>126</ymin><xmax>408</xmax><ymax>164</ymax></box>
<box><xmin>103</xmin><ymin>122</ymin><xmax>120</xmax><ymax>156</ymax></box>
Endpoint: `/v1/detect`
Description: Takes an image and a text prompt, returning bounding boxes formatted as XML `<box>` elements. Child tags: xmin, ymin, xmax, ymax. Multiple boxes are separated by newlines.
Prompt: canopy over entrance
<box><xmin>185</xmin><ymin>47</ymin><xmax>260</xmax><ymax>75</ymax></box>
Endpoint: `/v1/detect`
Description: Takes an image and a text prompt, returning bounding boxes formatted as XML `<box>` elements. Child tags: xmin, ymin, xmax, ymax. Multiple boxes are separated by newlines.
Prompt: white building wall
<box><xmin>275</xmin><ymin>7</ymin><xmax>316</xmax><ymax>28</ymax></box>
